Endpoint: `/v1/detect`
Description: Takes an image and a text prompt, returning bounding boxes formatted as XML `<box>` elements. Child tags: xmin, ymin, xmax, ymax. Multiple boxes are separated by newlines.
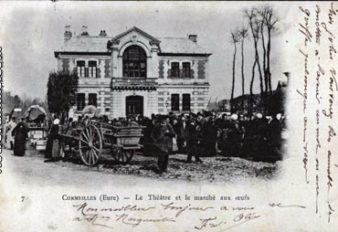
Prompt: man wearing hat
<box><xmin>151</xmin><ymin>116</ymin><xmax>176</xmax><ymax>174</ymax></box>
<box><xmin>227</xmin><ymin>114</ymin><xmax>243</xmax><ymax>157</ymax></box>
<box><xmin>248</xmin><ymin>112</ymin><xmax>268</xmax><ymax>160</ymax></box>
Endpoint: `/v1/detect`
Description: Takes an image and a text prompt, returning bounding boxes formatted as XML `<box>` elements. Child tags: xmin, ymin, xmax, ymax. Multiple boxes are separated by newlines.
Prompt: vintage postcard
<box><xmin>0</xmin><ymin>1</ymin><xmax>337</xmax><ymax>231</ymax></box>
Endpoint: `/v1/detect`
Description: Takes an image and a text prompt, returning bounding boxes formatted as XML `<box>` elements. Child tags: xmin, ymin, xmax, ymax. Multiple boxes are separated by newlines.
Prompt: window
<box><xmin>171</xmin><ymin>94</ymin><xmax>179</xmax><ymax>111</ymax></box>
<box><xmin>171</xmin><ymin>62</ymin><xmax>179</xmax><ymax>78</ymax></box>
<box><xmin>182</xmin><ymin>94</ymin><xmax>191</xmax><ymax>111</ymax></box>
<box><xmin>123</xmin><ymin>45</ymin><xmax>147</xmax><ymax>78</ymax></box>
<box><xmin>88</xmin><ymin>61</ymin><xmax>97</xmax><ymax>78</ymax></box>
<box><xmin>88</xmin><ymin>93</ymin><xmax>97</xmax><ymax>107</ymax></box>
<box><xmin>182</xmin><ymin>62</ymin><xmax>191</xmax><ymax>78</ymax></box>
<box><xmin>76</xmin><ymin>61</ymin><xmax>85</xmax><ymax>78</ymax></box>
<box><xmin>76</xmin><ymin>93</ymin><xmax>85</xmax><ymax>110</ymax></box>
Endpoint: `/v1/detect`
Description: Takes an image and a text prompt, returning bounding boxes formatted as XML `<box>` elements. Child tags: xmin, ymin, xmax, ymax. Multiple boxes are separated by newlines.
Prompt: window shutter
<box><xmin>179</xmin><ymin>69</ymin><xmax>183</xmax><ymax>78</ymax></box>
<box><xmin>97</xmin><ymin>67</ymin><xmax>101</xmax><ymax>78</ymax></box>
<box><xmin>104</xmin><ymin>60</ymin><xmax>110</xmax><ymax>78</ymax></box>
<box><xmin>85</xmin><ymin>67</ymin><xmax>89</xmax><ymax>78</ymax></box>
<box><xmin>198</xmin><ymin>61</ymin><xmax>206</xmax><ymax>79</ymax></box>
<box><xmin>191</xmin><ymin>69</ymin><xmax>194</xmax><ymax>79</ymax></box>
<box><xmin>159</xmin><ymin>60</ymin><xmax>164</xmax><ymax>78</ymax></box>
<box><xmin>168</xmin><ymin>69</ymin><xmax>171</xmax><ymax>79</ymax></box>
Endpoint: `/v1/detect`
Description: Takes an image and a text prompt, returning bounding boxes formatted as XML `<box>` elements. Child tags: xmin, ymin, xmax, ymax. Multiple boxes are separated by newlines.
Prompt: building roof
<box><xmin>158</xmin><ymin>37</ymin><xmax>209</xmax><ymax>55</ymax></box>
<box><xmin>55</xmin><ymin>28</ymin><xmax>211</xmax><ymax>56</ymax></box>
<box><xmin>59</xmin><ymin>35</ymin><xmax>112</xmax><ymax>53</ymax></box>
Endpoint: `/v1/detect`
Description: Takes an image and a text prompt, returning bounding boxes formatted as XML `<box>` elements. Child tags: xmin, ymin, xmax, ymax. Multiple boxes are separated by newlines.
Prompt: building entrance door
<box><xmin>126</xmin><ymin>96</ymin><xmax>143</xmax><ymax>116</ymax></box>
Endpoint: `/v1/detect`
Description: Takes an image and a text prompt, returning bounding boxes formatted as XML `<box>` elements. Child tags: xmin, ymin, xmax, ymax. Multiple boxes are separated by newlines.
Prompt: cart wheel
<box><xmin>79</xmin><ymin>124</ymin><xmax>102</xmax><ymax>166</ymax></box>
<box><xmin>112</xmin><ymin>147</ymin><xmax>134</xmax><ymax>164</ymax></box>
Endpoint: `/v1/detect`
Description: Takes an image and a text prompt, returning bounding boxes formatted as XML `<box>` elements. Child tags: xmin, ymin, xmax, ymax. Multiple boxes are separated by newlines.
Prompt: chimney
<box><xmin>99</xmin><ymin>30</ymin><xmax>107</xmax><ymax>37</ymax></box>
<box><xmin>81</xmin><ymin>25</ymin><xmax>89</xmax><ymax>36</ymax></box>
<box><xmin>64</xmin><ymin>25</ymin><xmax>72</xmax><ymax>41</ymax></box>
<box><xmin>188</xmin><ymin>34</ymin><xmax>197</xmax><ymax>43</ymax></box>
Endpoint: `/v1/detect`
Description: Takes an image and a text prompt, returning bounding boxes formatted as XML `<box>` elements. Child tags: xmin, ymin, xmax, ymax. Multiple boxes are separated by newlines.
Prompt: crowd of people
<box><xmin>75</xmin><ymin>111</ymin><xmax>286</xmax><ymax>173</ymax></box>
<box><xmin>4</xmin><ymin>110</ymin><xmax>286</xmax><ymax>174</ymax></box>
<box><xmin>135</xmin><ymin>111</ymin><xmax>286</xmax><ymax>173</ymax></box>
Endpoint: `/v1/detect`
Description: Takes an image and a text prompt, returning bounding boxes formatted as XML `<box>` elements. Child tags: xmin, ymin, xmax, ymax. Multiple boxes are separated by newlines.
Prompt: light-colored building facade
<box><xmin>54</xmin><ymin>26</ymin><xmax>211</xmax><ymax>118</ymax></box>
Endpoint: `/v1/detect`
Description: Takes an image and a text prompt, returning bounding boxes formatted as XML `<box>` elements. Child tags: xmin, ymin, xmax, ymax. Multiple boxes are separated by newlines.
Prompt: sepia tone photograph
<box><xmin>2</xmin><ymin>1</ymin><xmax>289</xmax><ymax>184</ymax></box>
<box><xmin>0</xmin><ymin>1</ymin><xmax>338</xmax><ymax>232</ymax></box>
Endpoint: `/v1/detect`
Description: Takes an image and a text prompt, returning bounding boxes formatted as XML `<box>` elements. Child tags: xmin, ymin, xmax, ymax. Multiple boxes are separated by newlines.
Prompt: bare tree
<box><xmin>245</xmin><ymin>8</ymin><xmax>264</xmax><ymax>113</ymax></box>
<box><xmin>253</xmin><ymin>18</ymin><xmax>264</xmax><ymax>97</ymax></box>
<box><xmin>257</xmin><ymin>5</ymin><xmax>280</xmax><ymax>95</ymax></box>
<box><xmin>238</xmin><ymin>27</ymin><xmax>249</xmax><ymax>109</ymax></box>
<box><xmin>230</xmin><ymin>31</ymin><xmax>240</xmax><ymax>113</ymax></box>
<box><xmin>264</xmin><ymin>6</ymin><xmax>279</xmax><ymax>94</ymax></box>
<box><xmin>259</xmin><ymin>8</ymin><xmax>268</xmax><ymax>93</ymax></box>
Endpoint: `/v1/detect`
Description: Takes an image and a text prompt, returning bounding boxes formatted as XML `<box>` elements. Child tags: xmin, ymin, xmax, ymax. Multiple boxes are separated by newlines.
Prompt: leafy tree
<box><xmin>3</xmin><ymin>92</ymin><xmax>21</xmax><ymax>114</ymax></box>
<box><xmin>47</xmin><ymin>71</ymin><xmax>78</xmax><ymax>118</ymax></box>
<box><xmin>13</xmin><ymin>95</ymin><xmax>21</xmax><ymax>108</ymax></box>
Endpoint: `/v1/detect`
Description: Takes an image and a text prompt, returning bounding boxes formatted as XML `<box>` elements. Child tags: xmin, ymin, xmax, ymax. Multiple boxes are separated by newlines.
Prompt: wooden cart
<box><xmin>59</xmin><ymin>120</ymin><xmax>144</xmax><ymax>166</ymax></box>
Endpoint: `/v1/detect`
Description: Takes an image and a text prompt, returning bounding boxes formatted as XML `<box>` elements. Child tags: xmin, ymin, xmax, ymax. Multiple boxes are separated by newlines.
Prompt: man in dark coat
<box><xmin>266</xmin><ymin>113</ymin><xmax>283</xmax><ymax>161</ymax></box>
<box><xmin>12</xmin><ymin>118</ymin><xmax>29</xmax><ymax>156</ymax></box>
<box><xmin>202</xmin><ymin>116</ymin><xmax>218</xmax><ymax>156</ymax></box>
<box><xmin>186</xmin><ymin>120</ymin><xmax>203</xmax><ymax>163</ymax></box>
<box><xmin>227</xmin><ymin>115</ymin><xmax>243</xmax><ymax>157</ymax></box>
<box><xmin>249</xmin><ymin>113</ymin><xmax>268</xmax><ymax>160</ymax></box>
<box><xmin>173</xmin><ymin>116</ymin><xmax>188</xmax><ymax>154</ymax></box>
<box><xmin>151</xmin><ymin>116</ymin><xmax>176</xmax><ymax>173</ymax></box>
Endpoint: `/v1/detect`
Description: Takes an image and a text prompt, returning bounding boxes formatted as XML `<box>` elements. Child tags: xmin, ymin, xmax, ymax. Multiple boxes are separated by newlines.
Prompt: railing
<box><xmin>111</xmin><ymin>77</ymin><xmax>157</xmax><ymax>84</ymax></box>
<box><xmin>110</xmin><ymin>77</ymin><xmax>158</xmax><ymax>90</ymax></box>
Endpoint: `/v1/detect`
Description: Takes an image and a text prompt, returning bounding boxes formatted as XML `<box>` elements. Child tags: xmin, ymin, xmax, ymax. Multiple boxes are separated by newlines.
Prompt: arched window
<box><xmin>123</xmin><ymin>45</ymin><xmax>147</xmax><ymax>78</ymax></box>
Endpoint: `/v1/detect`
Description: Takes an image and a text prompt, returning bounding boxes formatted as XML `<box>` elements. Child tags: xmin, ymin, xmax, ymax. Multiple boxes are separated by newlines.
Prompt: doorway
<box><xmin>126</xmin><ymin>96</ymin><xmax>144</xmax><ymax>116</ymax></box>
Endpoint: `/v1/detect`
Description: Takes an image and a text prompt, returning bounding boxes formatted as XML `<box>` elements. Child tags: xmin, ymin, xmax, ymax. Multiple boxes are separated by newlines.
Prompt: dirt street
<box><xmin>2</xmin><ymin>145</ymin><xmax>279</xmax><ymax>186</ymax></box>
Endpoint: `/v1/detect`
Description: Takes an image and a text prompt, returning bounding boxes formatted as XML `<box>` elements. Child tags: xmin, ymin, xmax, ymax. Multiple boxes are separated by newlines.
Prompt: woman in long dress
<box><xmin>12</xmin><ymin>119</ymin><xmax>28</xmax><ymax>156</ymax></box>
<box><xmin>45</xmin><ymin>118</ymin><xmax>61</xmax><ymax>162</ymax></box>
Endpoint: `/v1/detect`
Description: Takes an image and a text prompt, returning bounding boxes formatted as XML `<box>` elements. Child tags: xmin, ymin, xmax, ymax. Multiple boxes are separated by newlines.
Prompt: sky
<box><xmin>0</xmin><ymin>1</ymin><xmax>292</xmax><ymax>101</ymax></box>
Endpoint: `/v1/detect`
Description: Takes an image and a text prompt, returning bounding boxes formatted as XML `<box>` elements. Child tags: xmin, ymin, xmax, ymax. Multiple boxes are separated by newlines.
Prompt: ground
<box><xmin>2</xmin><ymin>145</ymin><xmax>279</xmax><ymax>185</ymax></box>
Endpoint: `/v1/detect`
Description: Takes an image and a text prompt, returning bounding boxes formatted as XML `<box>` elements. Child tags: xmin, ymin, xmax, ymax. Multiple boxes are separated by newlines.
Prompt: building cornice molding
<box><xmin>158</xmin><ymin>53</ymin><xmax>212</xmax><ymax>57</ymax></box>
<box><xmin>55</xmin><ymin>51</ymin><xmax>111</xmax><ymax>57</ymax></box>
